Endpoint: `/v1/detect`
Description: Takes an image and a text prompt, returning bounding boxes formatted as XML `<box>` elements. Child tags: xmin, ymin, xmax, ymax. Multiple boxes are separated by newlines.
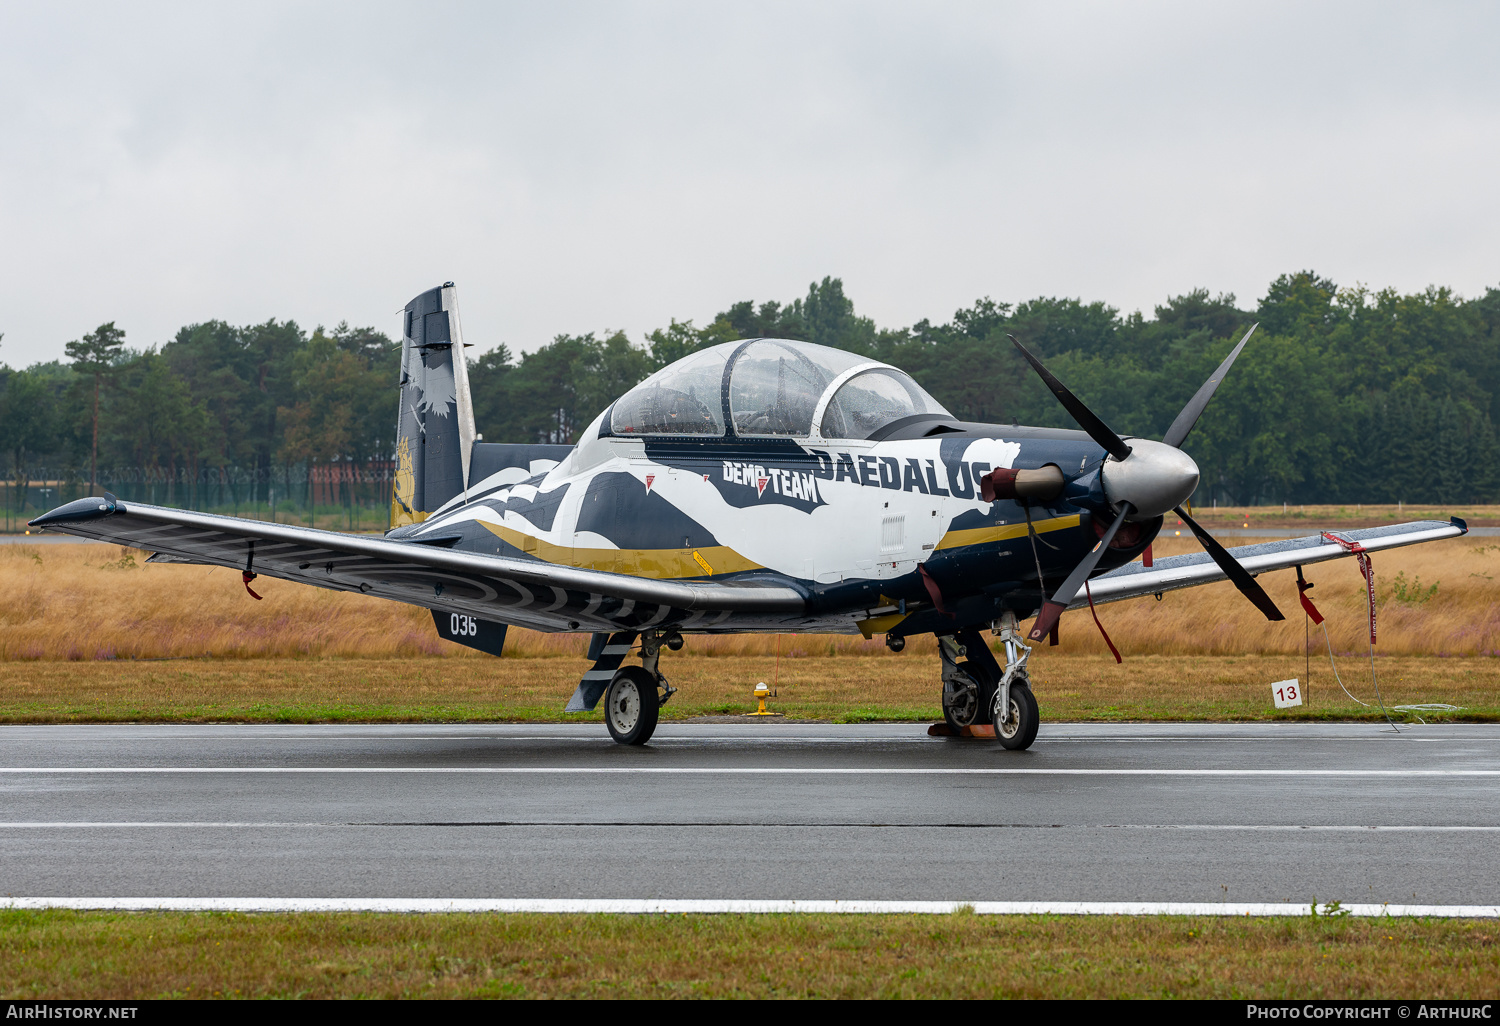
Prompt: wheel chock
<box><xmin>926</xmin><ymin>723</ymin><xmax>996</xmax><ymax>738</ymax></box>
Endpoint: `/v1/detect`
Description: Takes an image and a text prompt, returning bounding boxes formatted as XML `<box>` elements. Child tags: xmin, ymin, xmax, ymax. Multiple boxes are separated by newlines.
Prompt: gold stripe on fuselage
<box><xmin>480</xmin><ymin>512</ymin><xmax>1079</xmax><ymax>581</ymax></box>
<box><xmin>934</xmin><ymin>513</ymin><xmax>1081</xmax><ymax>551</ymax></box>
<box><xmin>479</xmin><ymin>521</ymin><xmax>763</xmax><ymax>579</ymax></box>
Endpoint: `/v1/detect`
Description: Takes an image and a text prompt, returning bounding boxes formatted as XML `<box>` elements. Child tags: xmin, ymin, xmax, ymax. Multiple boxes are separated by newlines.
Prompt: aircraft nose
<box><xmin>1099</xmin><ymin>439</ymin><xmax>1200</xmax><ymax>519</ymax></box>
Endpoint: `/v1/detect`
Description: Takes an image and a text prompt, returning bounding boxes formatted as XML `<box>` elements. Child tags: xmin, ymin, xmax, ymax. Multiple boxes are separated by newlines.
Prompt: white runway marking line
<box><xmin>10</xmin><ymin>725</ymin><xmax>1500</xmax><ymax>740</ymax></box>
<box><xmin>10</xmin><ymin>736</ymin><xmax>1500</xmax><ymax>745</ymax></box>
<box><xmin>1</xmin><ymin>822</ymin><xmax>1499</xmax><ymax>832</ymax></box>
<box><xmin>4</xmin><ymin>897</ymin><xmax>1499</xmax><ymax>918</ymax></box>
<box><xmin>9</xmin><ymin>730</ymin><xmax>1500</xmax><ymax>745</ymax></box>
<box><xmin>2</xmin><ymin>766</ymin><xmax>1499</xmax><ymax>776</ymax></box>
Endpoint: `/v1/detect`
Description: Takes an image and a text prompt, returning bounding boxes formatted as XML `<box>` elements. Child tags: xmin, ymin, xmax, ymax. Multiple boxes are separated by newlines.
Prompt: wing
<box><xmin>1082</xmin><ymin>519</ymin><xmax>1467</xmax><ymax>608</ymax></box>
<box><xmin>30</xmin><ymin>497</ymin><xmax>806</xmax><ymax>633</ymax></box>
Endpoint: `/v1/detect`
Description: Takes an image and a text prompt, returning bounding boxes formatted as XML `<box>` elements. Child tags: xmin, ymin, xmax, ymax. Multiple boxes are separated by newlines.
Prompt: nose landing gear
<box><xmin>937</xmin><ymin>614</ymin><xmax>1039</xmax><ymax>750</ymax></box>
<box><xmin>992</xmin><ymin>613</ymin><xmax>1039</xmax><ymax>751</ymax></box>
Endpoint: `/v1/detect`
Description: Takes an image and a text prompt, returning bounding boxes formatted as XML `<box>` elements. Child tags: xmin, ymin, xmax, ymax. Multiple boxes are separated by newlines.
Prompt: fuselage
<box><xmin>393</xmin><ymin>418</ymin><xmax>1159</xmax><ymax>638</ymax></box>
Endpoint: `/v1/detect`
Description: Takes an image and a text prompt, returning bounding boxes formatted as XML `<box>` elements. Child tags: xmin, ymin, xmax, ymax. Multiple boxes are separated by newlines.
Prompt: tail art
<box><xmin>391</xmin><ymin>282</ymin><xmax>476</xmax><ymax>528</ymax></box>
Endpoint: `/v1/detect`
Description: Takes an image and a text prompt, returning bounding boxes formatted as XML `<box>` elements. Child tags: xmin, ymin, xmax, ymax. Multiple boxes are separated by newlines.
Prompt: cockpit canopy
<box><xmin>608</xmin><ymin>339</ymin><xmax>951</xmax><ymax>441</ymax></box>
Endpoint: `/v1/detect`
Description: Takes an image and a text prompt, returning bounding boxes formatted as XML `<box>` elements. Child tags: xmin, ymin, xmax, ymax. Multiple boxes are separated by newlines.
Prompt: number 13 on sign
<box><xmin>1272</xmin><ymin>678</ymin><xmax>1303</xmax><ymax>709</ymax></box>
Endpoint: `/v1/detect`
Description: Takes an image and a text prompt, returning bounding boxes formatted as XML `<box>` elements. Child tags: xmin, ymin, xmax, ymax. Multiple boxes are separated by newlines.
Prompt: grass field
<box><xmin>4</xmin><ymin>528</ymin><xmax>1498</xmax><ymax>661</ymax></box>
<box><xmin>1</xmin><ymin>653</ymin><xmax>1493</xmax><ymax>723</ymax></box>
<box><xmin>1185</xmin><ymin>503</ymin><xmax>1500</xmax><ymax>530</ymax></box>
<box><xmin>1</xmin><ymin>520</ymin><xmax>1496</xmax><ymax>722</ymax></box>
<box><xmin>1</xmin><ymin>909</ymin><xmax>1496</xmax><ymax>999</ymax></box>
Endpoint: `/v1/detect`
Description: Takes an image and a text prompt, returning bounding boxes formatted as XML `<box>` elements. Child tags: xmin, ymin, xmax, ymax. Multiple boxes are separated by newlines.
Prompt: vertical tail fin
<box><xmin>391</xmin><ymin>282</ymin><xmax>476</xmax><ymax>528</ymax></box>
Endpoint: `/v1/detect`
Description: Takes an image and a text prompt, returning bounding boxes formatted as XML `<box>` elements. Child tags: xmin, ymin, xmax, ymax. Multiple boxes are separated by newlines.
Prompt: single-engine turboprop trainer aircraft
<box><xmin>33</xmin><ymin>283</ymin><xmax>1466</xmax><ymax>747</ymax></box>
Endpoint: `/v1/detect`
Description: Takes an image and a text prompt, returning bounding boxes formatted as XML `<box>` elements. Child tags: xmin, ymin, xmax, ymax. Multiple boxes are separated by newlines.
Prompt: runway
<box><xmin>2</xmin><ymin>722</ymin><xmax>1498</xmax><ymax>911</ymax></box>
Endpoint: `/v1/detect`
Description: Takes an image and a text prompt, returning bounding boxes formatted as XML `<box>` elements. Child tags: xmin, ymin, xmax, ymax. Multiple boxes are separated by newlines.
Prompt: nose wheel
<box><xmin>992</xmin><ymin>614</ymin><xmax>1040</xmax><ymax>750</ymax></box>
<box><xmin>994</xmin><ymin>680</ymin><xmax>1039</xmax><ymax>750</ymax></box>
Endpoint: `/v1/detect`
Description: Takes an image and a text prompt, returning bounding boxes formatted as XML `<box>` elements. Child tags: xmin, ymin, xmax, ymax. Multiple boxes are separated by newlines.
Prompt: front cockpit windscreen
<box><xmin>819</xmin><ymin>368</ymin><xmax>952</xmax><ymax>440</ymax></box>
<box><xmin>610</xmin><ymin>346</ymin><xmax>727</xmax><ymax>436</ymax></box>
<box><xmin>727</xmin><ymin>340</ymin><xmax>867</xmax><ymax>437</ymax></box>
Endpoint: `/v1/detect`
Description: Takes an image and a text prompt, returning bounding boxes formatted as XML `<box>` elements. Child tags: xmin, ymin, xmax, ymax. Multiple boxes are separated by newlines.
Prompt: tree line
<box><xmin>2</xmin><ymin>270</ymin><xmax>1498</xmax><ymax>517</ymax></box>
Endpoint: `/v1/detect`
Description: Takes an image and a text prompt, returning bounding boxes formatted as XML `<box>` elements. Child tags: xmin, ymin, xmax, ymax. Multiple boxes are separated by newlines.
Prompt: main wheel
<box><xmin>604</xmin><ymin>666</ymin><xmax>661</xmax><ymax>746</ymax></box>
<box><xmin>994</xmin><ymin>682</ymin><xmax>1039</xmax><ymax>751</ymax></box>
<box><xmin>942</xmin><ymin>661</ymin><xmax>997</xmax><ymax>732</ymax></box>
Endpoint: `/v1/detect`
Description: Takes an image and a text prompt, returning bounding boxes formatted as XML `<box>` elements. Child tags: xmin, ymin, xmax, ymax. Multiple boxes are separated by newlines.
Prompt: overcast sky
<box><xmin>2</xmin><ymin>1</ymin><xmax>1497</xmax><ymax>366</ymax></box>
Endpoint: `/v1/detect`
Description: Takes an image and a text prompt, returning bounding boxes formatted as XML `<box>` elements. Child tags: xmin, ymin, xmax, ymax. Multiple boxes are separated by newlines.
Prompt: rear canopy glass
<box><xmin>610</xmin><ymin>347</ymin><xmax>727</xmax><ymax>436</ymax></box>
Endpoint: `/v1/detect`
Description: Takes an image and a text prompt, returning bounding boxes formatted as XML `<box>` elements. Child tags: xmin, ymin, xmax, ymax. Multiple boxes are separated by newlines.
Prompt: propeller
<box><xmin>1007</xmin><ymin>329</ymin><xmax>1283</xmax><ymax>642</ymax></box>
<box><xmin>1162</xmin><ymin>324</ymin><xmax>1258</xmax><ymax>449</ymax></box>
<box><xmin>1029</xmin><ymin>501</ymin><xmax>1134</xmax><ymax>640</ymax></box>
<box><xmin>1173</xmin><ymin>503</ymin><xmax>1284</xmax><ymax>622</ymax></box>
<box><xmin>1009</xmin><ymin>337</ymin><xmax>1133</xmax><ymax>461</ymax></box>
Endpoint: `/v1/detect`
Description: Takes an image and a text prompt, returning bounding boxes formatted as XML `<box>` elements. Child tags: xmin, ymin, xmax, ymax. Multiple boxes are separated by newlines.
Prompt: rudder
<box><xmin>391</xmin><ymin>282</ymin><xmax>476</xmax><ymax>527</ymax></box>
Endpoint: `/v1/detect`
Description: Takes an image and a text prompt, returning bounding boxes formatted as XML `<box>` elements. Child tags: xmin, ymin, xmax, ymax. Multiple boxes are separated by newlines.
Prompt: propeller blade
<box><xmin>1008</xmin><ymin>334</ymin><xmax>1133</xmax><ymax>462</ymax></box>
<box><xmin>1161</xmin><ymin>323</ymin><xmax>1258</xmax><ymax>449</ymax></box>
<box><xmin>1174</xmin><ymin>504</ymin><xmax>1285</xmax><ymax>621</ymax></box>
<box><xmin>1027</xmin><ymin>503</ymin><xmax>1132</xmax><ymax>642</ymax></box>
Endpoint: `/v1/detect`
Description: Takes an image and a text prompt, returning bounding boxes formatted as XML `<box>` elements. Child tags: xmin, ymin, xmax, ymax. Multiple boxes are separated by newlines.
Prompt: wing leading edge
<box><xmin>29</xmin><ymin>499</ymin><xmax>1467</xmax><ymax>631</ymax></box>
<box><xmin>1082</xmin><ymin>518</ymin><xmax>1467</xmax><ymax>609</ymax></box>
<box><xmin>30</xmin><ymin>497</ymin><xmax>806</xmax><ymax>633</ymax></box>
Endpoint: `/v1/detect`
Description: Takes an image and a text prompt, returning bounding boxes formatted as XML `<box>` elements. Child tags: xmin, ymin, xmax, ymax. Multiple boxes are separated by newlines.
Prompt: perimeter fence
<box><xmin>3</xmin><ymin>463</ymin><xmax>395</xmax><ymax>534</ymax></box>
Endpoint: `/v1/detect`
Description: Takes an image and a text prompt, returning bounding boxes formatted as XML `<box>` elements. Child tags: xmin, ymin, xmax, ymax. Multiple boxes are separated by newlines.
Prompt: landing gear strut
<box><xmin>991</xmin><ymin>613</ymin><xmax>1039</xmax><ymax>750</ymax></box>
<box><xmin>603</xmin><ymin>631</ymin><xmax>676</xmax><ymax>746</ymax></box>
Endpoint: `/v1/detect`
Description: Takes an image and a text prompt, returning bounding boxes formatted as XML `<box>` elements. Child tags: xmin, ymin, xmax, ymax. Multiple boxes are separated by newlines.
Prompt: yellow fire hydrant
<box><xmin>750</xmin><ymin>681</ymin><xmax>775</xmax><ymax>716</ymax></box>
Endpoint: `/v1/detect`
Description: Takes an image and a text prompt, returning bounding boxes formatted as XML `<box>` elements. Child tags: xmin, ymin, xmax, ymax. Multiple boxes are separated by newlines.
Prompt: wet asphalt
<box><xmin>1</xmin><ymin>721</ymin><xmax>1496</xmax><ymax>905</ymax></box>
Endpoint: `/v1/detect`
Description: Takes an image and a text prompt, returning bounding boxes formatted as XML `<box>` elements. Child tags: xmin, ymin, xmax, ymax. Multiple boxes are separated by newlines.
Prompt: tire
<box><xmin>994</xmin><ymin>682</ymin><xmax>1039</xmax><ymax>751</ymax></box>
<box><xmin>604</xmin><ymin>665</ymin><xmax>660</xmax><ymax>746</ymax></box>
<box><xmin>942</xmin><ymin>661</ymin><xmax>997</xmax><ymax>732</ymax></box>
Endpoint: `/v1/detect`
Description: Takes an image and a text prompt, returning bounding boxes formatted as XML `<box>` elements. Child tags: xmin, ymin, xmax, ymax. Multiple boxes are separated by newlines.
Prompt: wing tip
<box><xmin>28</xmin><ymin>495</ymin><xmax>123</xmax><ymax>529</ymax></box>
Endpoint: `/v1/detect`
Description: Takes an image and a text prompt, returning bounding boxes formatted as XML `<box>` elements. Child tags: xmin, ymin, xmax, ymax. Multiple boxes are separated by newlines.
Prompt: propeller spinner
<box><xmin>1005</xmin><ymin>327</ymin><xmax>1283</xmax><ymax>641</ymax></box>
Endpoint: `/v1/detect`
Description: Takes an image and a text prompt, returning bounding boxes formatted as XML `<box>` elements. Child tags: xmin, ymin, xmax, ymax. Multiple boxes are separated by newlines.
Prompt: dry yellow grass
<box><xmin>2</xmin><ymin>910</ymin><xmax>1497</xmax><ymax>999</ymax></box>
<box><xmin>1191</xmin><ymin>503</ymin><xmax>1500</xmax><ymax>529</ymax></box>
<box><xmin>0</xmin><ymin>653</ymin><xmax>1493</xmax><ymax>723</ymax></box>
<box><xmin>2</xmin><ymin>533</ymin><xmax>1496</xmax><ymax>660</ymax></box>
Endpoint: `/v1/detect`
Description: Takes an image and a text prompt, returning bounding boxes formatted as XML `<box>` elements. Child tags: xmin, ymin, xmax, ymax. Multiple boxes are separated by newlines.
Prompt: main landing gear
<box><xmin>938</xmin><ymin>613</ymin><xmax>1039</xmax><ymax>750</ymax></box>
<box><xmin>602</xmin><ymin>631</ymin><xmax>678</xmax><ymax>746</ymax></box>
